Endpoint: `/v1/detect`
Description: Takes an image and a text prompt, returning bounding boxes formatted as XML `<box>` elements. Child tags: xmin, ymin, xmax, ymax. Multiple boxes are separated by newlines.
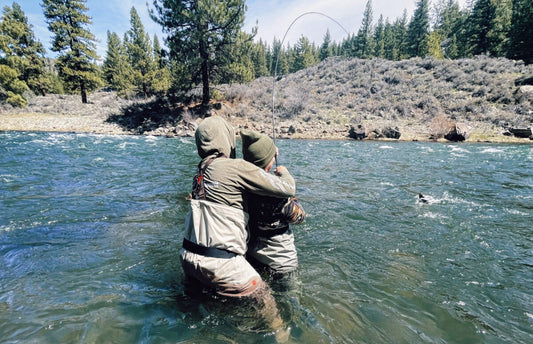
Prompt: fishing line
<box><xmin>271</xmin><ymin>11</ymin><xmax>350</xmax><ymax>165</ymax></box>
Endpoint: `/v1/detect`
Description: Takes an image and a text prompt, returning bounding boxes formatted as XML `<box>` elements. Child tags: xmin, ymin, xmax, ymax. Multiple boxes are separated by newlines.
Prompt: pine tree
<box><xmin>488</xmin><ymin>0</ymin><xmax>512</xmax><ymax>57</ymax></box>
<box><xmin>102</xmin><ymin>31</ymin><xmax>134</xmax><ymax>96</ymax></box>
<box><xmin>318</xmin><ymin>29</ymin><xmax>333</xmax><ymax>61</ymax></box>
<box><xmin>292</xmin><ymin>36</ymin><xmax>316</xmax><ymax>72</ymax></box>
<box><xmin>251</xmin><ymin>39</ymin><xmax>269</xmax><ymax>78</ymax></box>
<box><xmin>427</xmin><ymin>31</ymin><xmax>444</xmax><ymax>58</ymax></box>
<box><xmin>42</xmin><ymin>0</ymin><xmax>102</xmax><ymax>103</ymax></box>
<box><xmin>221</xmin><ymin>30</ymin><xmax>254</xmax><ymax>83</ymax></box>
<box><xmin>151</xmin><ymin>34</ymin><xmax>171</xmax><ymax>95</ymax></box>
<box><xmin>0</xmin><ymin>2</ymin><xmax>50</xmax><ymax>105</ymax></box>
<box><xmin>383</xmin><ymin>20</ymin><xmax>395</xmax><ymax>60</ymax></box>
<box><xmin>434</xmin><ymin>0</ymin><xmax>468</xmax><ymax>59</ymax></box>
<box><xmin>393</xmin><ymin>10</ymin><xmax>409</xmax><ymax>60</ymax></box>
<box><xmin>151</xmin><ymin>0</ymin><xmax>246</xmax><ymax>106</ymax></box>
<box><xmin>124</xmin><ymin>7</ymin><xmax>155</xmax><ymax>97</ymax></box>
<box><xmin>271</xmin><ymin>38</ymin><xmax>289</xmax><ymax>76</ymax></box>
<box><xmin>356</xmin><ymin>0</ymin><xmax>374</xmax><ymax>58</ymax></box>
<box><xmin>507</xmin><ymin>0</ymin><xmax>533</xmax><ymax>64</ymax></box>
<box><xmin>407</xmin><ymin>0</ymin><xmax>430</xmax><ymax>57</ymax></box>
<box><xmin>373</xmin><ymin>15</ymin><xmax>385</xmax><ymax>58</ymax></box>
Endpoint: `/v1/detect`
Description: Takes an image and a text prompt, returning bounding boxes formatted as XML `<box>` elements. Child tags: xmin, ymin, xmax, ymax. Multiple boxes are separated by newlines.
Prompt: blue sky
<box><xmin>8</xmin><ymin>0</ymin><xmax>468</xmax><ymax>60</ymax></box>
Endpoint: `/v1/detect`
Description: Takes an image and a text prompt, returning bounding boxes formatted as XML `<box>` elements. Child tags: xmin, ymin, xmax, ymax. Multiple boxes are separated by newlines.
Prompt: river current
<box><xmin>1</xmin><ymin>131</ymin><xmax>532</xmax><ymax>343</ymax></box>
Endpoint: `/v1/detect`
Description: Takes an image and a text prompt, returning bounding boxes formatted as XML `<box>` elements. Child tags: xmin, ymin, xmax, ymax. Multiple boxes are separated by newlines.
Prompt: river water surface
<box><xmin>1</xmin><ymin>131</ymin><xmax>532</xmax><ymax>343</ymax></box>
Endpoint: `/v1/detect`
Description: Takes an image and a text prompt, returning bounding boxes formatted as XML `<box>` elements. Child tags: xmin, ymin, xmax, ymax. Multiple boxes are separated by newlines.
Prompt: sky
<box><xmin>7</xmin><ymin>0</ymin><xmax>468</xmax><ymax>60</ymax></box>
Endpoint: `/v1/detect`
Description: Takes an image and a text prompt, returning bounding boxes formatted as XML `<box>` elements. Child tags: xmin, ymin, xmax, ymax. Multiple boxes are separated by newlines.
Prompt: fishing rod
<box><xmin>271</xmin><ymin>11</ymin><xmax>350</xmax><ymax>166</ymax></box>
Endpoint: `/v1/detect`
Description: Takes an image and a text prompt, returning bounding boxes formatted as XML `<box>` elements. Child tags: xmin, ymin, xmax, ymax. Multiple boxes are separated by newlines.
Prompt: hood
<box><xmin>195</xmin><ymin>116</ymin><xmax>236</xmax><ymax>159</ymax></box>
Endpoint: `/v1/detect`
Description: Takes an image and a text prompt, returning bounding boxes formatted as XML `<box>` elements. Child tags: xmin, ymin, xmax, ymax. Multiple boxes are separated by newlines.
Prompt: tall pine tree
<box><xmin>407</xmin><ymin>0</ymin><xmax>430</xmax><ymax>57</ymax></box>
<box><xmin>102</xmin><ymin>31</ymin><xmax>134</xmax><ymax>96</ymax></box>
<box><xmin>125</xmin><ymin>7</ymin><xmax>155</xmax><ymax>97</ymax></box>
<box><xmin>507</xmin><ymin>0</ymin><xmax>533</xmax><ymax>64</ymax></box>
<box><xmin>0</xmin><ymin>2</ymin><xmax>50</xmax><ymax>100</ymax></box>
<box><xmin>151</xmin><ymin>0</ymin><xmax>246</xmax><ymax>106</ymax></box>
<box><xmin>356</xmin><ymin>0</ymin><xmax>374</xmax><ymax>58</ymax></box>
<box><xmin>42</xmin><ymin>0</ymin><xmax>102</xmax><ymax>103</ymax></box>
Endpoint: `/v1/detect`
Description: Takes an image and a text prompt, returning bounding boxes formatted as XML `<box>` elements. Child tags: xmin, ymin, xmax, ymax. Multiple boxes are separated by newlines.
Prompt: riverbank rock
<box><xmin>505</xmin><ymin>127</ymin><xmax>533</xmax><ymax>138</ymax></box>
<box><xmin>381</xmin><ymin>126</ymin><xmax>401</xmax><ymax>139</ymax></box>
<box><xmin>444</xmin><ymin>123</ymin><xmax>472</xmax><ymax>142</ymax></box>
<box><xmin>348</xmin><ymin>124</ymin><xmax>367</xmax><ymax>140</ymax></box>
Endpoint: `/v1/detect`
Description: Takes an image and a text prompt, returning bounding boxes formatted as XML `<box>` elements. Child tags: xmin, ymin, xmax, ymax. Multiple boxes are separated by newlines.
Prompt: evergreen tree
<box><xmin>318</xmin><ymin>29</ymin><xmax>333</xmax><ymax>61</ymax></box>
<box><xmin>271</xmin><ymin>38</ymin><xmax>289</xmax><ymax>76</ymax></box>
<box><xmin>151</xmin><ymin>34</ymin><xmax>171</xmax><ymax>95</ymax></box>
<box><xmin>292</xmin><ymin>36</ymin><xmax>316</xmax><ymax>72</ymax></box>
<box><xmin>42</xmin><ymin>0</ymin><xmax>102</xmax><ymax>103</ymax></box>
<box><xmin>124</xmin><ymin>7</ymin><xmax>155</xmax><ymax>97</ymax></box>
<box><xmin>356</xmin><ymin>0</ymin><xmax>374</xmax><ymax>58</ymax></box>
<box><xmin>251</xmin><ymin>39</ymin><xmax>269</xmax><ymax>78</ymax></box>
<box><xmin>373</xmin><ymin>15</ymin><xmax>385</xmax><ymax>58</ymax></box>
<box><xmin>407</xmin><ymin>0</ymin><xmax>430</xmax><ymax>57</ymax></box>
<box><xmin>507</xmin><ymin>0</ymin><xmax>533</xmax><ymax>64</ymax></box>
<box><xmin>0</xmin><ymin>2</ymin><xmax>50</xmax><ymax>105</ymax></box>
<box><xmin>488</xmin><ymin>0</ymin><xmax>511</xmax><ymax>57</ymax></box>
<box><xmin>427</xmin><ymin>31</ymin><xmax>444</xmax><ymax>58</ymax></box>
<box><xmin>467</xmin><ymin>0</ymin><xmax>511</xmax><ymax>56</ymax></box>
<box><xmin>383</xmin><ymin>20</ymin><xmax>395</xmax><ymax>60</ymax></box>
<box><xmin>102</xmin><ymin>31</ymin><xmax>134</xmax><ymax>96</ymax></box>
<box><xmin>393</xmin><ymin>10</ymin><xmax>409</xmax><ymax>60</ymax></box>
<box><xmin>151</xmin><ymin>0</ymin><xmax>246</xmax><ymax>106</ymax></box>
<box><xmin>434</xmin><ymin>0</ymin><xmax>468</xmax><ymax>59</ymax></box>
<box><xmin>221</xmin><ymin>30</ymin><xmax>254</xmax><ymax>83</ymax></box>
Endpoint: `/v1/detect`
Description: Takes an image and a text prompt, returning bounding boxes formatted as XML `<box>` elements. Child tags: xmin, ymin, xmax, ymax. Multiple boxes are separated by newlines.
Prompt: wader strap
<box><xmin>182</xmin><ymin>238</ymin><xmax>237</xmax><ymax>259</ymax></box>
<box><xmin>192</xmin><ymin>152</ymin><xmax>226</xmax><ymax>200</ymax></box>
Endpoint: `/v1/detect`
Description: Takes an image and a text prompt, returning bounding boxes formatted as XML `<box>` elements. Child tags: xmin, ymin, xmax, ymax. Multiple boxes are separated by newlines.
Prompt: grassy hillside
<box><xmin>217</xmin><ymin>55</ymin><xmax>533</xmax><ymax>141</ymax></box>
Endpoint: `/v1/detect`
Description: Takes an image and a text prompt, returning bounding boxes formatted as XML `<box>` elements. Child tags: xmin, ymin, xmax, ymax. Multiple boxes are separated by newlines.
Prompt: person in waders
<box><xmin>180</xmin><ymin>116</ymin><xmax>295</xmax><ymax>338</ymax></box>
<box><xmin>240</xmin><ymin>130</ymin><xmax>305</xmax><ymax>281</ymax></box>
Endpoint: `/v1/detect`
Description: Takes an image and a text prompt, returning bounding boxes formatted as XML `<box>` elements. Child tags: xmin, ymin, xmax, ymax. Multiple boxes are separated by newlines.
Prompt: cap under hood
<box><xmin>195</xmin><ymin>116</ymin><xmax>236</xmax><ymax>159</ymax></box>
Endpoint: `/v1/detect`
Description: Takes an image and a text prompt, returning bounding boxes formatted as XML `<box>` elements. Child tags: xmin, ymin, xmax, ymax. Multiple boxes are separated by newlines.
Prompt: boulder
<box><xmin>515</xmin><ymin>76</ymin><xmax>533</xmax><ymax>86</ymax></box>
<box><xmin>348</xmin><ymin>124</ymin><xmax>367</xmax><ymax>140</ymax></box>
<box><xmin>508</xmin><ymin>127</ymin><xmax>532</xmax><ymax>138</ymax></box>
<box><xmin>444</xmin><ymin>123</ymin><xmax>472</xmax><ymax>142</ymax></box>
<box><xmin>381</xmin><ymin>126</ymin><xmax>401</xmax><ymax>139</ymax></box>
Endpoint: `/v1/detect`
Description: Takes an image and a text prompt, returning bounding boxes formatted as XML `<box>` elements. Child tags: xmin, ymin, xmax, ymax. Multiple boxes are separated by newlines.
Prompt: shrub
<box><xmin>429</xmin><ymin>114</ymin><xmax>455</xmax><ymax>139</ymax></box>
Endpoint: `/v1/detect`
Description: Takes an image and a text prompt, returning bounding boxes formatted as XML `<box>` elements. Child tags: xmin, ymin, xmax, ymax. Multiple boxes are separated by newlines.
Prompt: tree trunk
<box><xmin>199</xmin><ymin>38</ymin><xmax>210</xmax><ymax>107</ymax></box>
<box><xmin>81</xmin><ymin>82</ymin><xmax>87</xmax><ymax>104</ymax></box>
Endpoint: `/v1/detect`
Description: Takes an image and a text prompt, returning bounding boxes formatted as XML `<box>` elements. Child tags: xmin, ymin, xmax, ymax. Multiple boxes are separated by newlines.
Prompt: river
<box><xmin>1</xmin><ymin>131</ymin><xmax>532</xmax><ymax>343</ymax></box>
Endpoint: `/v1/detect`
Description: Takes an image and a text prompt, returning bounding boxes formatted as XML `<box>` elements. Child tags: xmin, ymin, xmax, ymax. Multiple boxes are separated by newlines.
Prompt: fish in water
<box><xmin>418</xmin><ymin>193</ymin><xmax>429</xmax><ymax>204</ymax></box>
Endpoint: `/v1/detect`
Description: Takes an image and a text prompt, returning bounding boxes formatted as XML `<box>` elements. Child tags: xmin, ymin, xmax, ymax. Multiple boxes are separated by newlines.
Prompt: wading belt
<box><xmin>182</xmin><ymin>238</ymin><xmax>237</xmax><ymax>259</ymax></box>
<box><xmin>191</xmin><ymin>152</ymin><xmax>226</xmax><ymax>200</ymax></box>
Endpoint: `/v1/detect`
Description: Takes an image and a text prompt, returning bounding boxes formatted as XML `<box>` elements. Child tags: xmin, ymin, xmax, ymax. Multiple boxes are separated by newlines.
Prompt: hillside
<box><xmin>1</xmin><ymin>56</ymin><xmax>532</xmax><ymax>142</ymax></box>
<box><xmin>218</xmin><ymin>55</ymin><xmax>533</xmax><ymax>141</ymax></box>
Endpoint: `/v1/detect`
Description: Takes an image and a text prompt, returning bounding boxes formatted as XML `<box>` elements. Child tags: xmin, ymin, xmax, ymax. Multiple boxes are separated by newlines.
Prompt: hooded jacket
<box><xmin>183</xmin><ymin>116</ymin><xmax>296</xmax><ymax>256</ymax></box>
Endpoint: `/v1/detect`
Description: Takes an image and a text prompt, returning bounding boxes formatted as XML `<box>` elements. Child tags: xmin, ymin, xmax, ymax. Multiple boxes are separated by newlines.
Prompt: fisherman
<box><xmin>240</xmin><ymin>130</ymin><xmax>305</xmax><ymax>278</ymax></box>
<box><xmin>180</xmin><ymin>116</ymin><xmax>297</xmax><ymax>333</ymax></box>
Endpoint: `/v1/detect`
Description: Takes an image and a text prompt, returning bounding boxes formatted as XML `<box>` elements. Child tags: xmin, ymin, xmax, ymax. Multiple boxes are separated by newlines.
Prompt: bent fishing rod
<box><xmin>271</xmin><ymin>11</ymin><xmax>349</xmax><ymax>166</ymax></box>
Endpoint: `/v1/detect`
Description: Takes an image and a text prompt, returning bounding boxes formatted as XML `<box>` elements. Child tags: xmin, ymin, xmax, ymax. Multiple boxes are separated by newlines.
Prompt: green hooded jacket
<box><xmin>184</xmin><ymin>116</ymin><xmax>295</xmax><ymax>255</ymax></box>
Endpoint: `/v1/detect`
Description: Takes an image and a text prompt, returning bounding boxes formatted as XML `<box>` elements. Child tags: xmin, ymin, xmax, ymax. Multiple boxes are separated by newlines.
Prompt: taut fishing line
<box><xmin>271</xmin><ymin>12</ymin><xmax>350</xmax><ymax>165</ymax></box>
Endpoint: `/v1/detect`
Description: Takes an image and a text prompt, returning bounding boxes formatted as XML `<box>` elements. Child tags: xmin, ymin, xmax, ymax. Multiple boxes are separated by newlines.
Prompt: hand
<box><xmin>274</xmin><ymin>166</ymin><xmax>287</xmax><ymax>176</ymax></box>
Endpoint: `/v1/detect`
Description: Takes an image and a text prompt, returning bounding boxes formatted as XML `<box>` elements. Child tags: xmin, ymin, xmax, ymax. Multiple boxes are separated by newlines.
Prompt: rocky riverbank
<box><xmin>2</xmin><ymin>57</ymin><xmax>532</xmax><ymax>143</ymax></box>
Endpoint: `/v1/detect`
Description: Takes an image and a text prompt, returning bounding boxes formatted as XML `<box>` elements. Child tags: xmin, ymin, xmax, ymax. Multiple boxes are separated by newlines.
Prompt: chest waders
<box><xmin>182</xmin><ymin>153</ymin><xmax>238</xmax><ymax>259</ymax></box>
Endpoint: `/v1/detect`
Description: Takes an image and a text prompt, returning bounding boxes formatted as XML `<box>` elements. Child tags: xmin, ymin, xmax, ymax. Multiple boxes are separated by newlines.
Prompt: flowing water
<box><xmin>1</xmin><ymin>131</ymin><xmax>532</xmax><ymax>343</ymax></box>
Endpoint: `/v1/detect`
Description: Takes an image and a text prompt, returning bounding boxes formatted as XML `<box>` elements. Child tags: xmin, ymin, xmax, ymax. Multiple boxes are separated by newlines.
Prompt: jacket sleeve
<box><xmin>235</xmin><ymin>159</ymin><xmax>296</xmax><ymax>198</ymax></box>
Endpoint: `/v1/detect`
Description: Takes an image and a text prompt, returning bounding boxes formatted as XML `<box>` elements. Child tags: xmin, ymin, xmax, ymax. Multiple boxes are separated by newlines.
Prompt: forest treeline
<box><xmin>1</xmin><ymin>0</ymin><xmax>532</xmax><ymax>109</ymax></box>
